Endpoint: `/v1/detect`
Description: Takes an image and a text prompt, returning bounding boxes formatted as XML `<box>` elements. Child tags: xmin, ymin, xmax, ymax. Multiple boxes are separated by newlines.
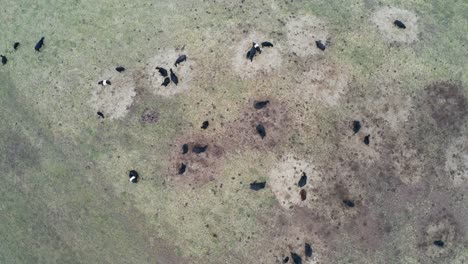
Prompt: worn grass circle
<box><xmin>145</xmin><ymin>50</ymin><xmax>195</xmax><ymax>97</ymax></box>
<box><xmin>419</xmin><ymin>213</ymin><xmax>461</xmax><ymax>262</ymax></box>
<box><xmin>445</xmin><ymin>137</ymin><xmax>468</xmax><ymax>187</ymax></box>
<box><xmin>231</xmin><ymin>32</ymin><xmax>282</xmax><ymax>79</ymax></box>
<box><xmin>371</xmin><ymin>7</ymin><xmax>419</xmax><ymax>43</ymax></box>
<box><xmin>268</xmin><ymin>154</ymin><xmax>317</xmax><ymax>209</ymax></box>
<box><xmin>89</xmin><ymin>69</ymin><xmax>136</xmax><ymax>119</ymax></box>
<box><xmin>286</xmin><ymin>15</ymin><xmax>328</xmax><ymax>57</ymax></box>
<box><xmin>268</xmin><ymin>153</ymin><xmax>364</xmax><ymax>227</ymax></box>
<box><xmin>289</xmin><ymin>58</ymin><xmax>350</xmax><ymax>106</ymax></box>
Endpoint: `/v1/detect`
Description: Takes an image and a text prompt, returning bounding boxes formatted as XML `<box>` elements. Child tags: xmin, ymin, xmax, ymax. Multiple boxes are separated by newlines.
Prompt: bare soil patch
<box><xmin>286</xmin><ymin>15</ymin><xmax>328</xmax><ymax>57</ymax></box>
<box><xmin>89</xmin><ymin>69</ymin><xmax>136</xmax><ymax>119</ymax></box>
<box><xmin>371</xmin><ymin>7</ymin><xmax>418</xmax><ymax>43</ymax></box>
<box><xmin>445</xmin><ymin>136</ymin><xmax>468</xmax><ymax>187</ymax></box>
<box><xmin>231</xmin><ymin>32</ymin><xmax>283</xmax><ymax>79</ymax></box>
<box><xmin>145</xmin><ymin>50</ymin><xmax>195</xmax><ymax>97</ymax></box>
<box><xmin>422</xmin><ymin>80</ymin><xmax>467</xmax><ymax>134</ymax></box>
<box><xmin>268</xmin><ymin>154</ymin><xmax>317</xmax><ymax>209</ymax></box>
<box><xmin>295</xmin><ymin>59</ymin><xmax>350</xmax><ymax>106</ymax></box>
<box><xmin>268</xmin><ymin>153</ymin><xmax>365</xmax><ymax>226</ymax></box>
<box><xmin>417</xmin><ymin>212</ymin><xmax>462</xmax><ymax>262</ymax></box>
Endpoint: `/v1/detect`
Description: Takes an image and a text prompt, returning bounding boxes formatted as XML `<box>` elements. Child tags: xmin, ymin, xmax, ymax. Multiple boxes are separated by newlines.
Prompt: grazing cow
<box><xmin>192</xmin><ymin>145</ymin><xmax>208</xmax><ymax>153</ymax></box>
<box><xmin>13</xmin><ymin>42</ymin><xmax>20</xmax><ymax>50</ymax></box>
<box><xmin>352</xmin><ymin>120</ymin><xmax>361</xmax><ymax>134</ymax></box>
<box><xmin>254</xmin><ymin>42</ymin><xmax>261</xmax><ymax>53</ymax></box>
<box><xmin>162</xmin><ymin>77</ymin><xmax>170</xmax><ymax>87</ymax></box>
<box><xmin>170</xmin><ymin>68</ymin><xmax>179</xmax><ymax>85</ymax></box>
<box><xmin>98</xmin><ymin>80</ymin><xmax>111</xmax><ymax>86</ymax></box>
<box><xmin>315</xmin><ymin>40</ymin><xmax>326</xmax><ymax>51</ymax></box>
<box><xmin>201</xmin><ymin>121</ymin><xmax>209</xmax><ymax>129</ymax></box>
<box><xmin>156</xmin><ymin>66</ymin><xmax>168</xmax><ymax>77</ymax></box>
<box><xmin>178</xmin><ymin>163</ymin><xmax>187</xmax><ymax>175</ymax></box>
<box><xmin>300</xmin><ymin>189</ymin><xmax>307</xmax><ymax>201</ymax></box>
<box><xmin>394</xmin><ymin>20</ymin><xmax>406</xmax><ymax>29</ymax></box>
<box><xmin>97</xmin><ymin>111</ymin><xmax>104</xmax><ymax>118</ymax></box>
<box><xmin>364</xmin><ymin>135</ymin><xmax>370</xmax><ymax>145</ymax></box>
<box><xmin>115</xmin><ymin>66</ymin><xmax>125</xmax><ymax>72</ymax></box>
<box><xmin>247</xmin><ymin>45</ymin><xmax>257</xmax><ymax>62</ymax></box>
<box><xmin>433</xmin><ymin>240</ymin><xmax>444</xmax><ymax>247</ymax></box>
<box><xmin>290</xmin><ymin>252</ymin><xmax>302</xmax><ymax>264</ymax></box>
<box><xmin>254</xmin><ymin>100</ymin><xmax>269</xmax><ymax>109</ymax></box>
<box><xmin>343</xmin><ymin>199</ymin><xmax>355</xmax><ymax>207</ymax></box>
<box><xmin>1</xmin><ymin>55</ymin><xmax>7</xmax><ymax>65</ymax></box>
<box><xmin>256</xmin><ymin>124</ymin><xmax>266</xmax><ymax>139</ymax></box>
<box><xmin>261</xmin><ymin>41</ymin><xmax>273</xmax><ymax>48</ymax></box>
<box><xmin>129</xmin><ymin>170</ymin><xmax>139</xmax><ymax>183</ymax></box>
<box><xmin>250</xmin><ymin>181</ymin><xmax>266</xmax><ymax>191</ymax></box>
<box><xmin>182</xmin><ymin>144</ymin><xmax>189</xmax><ymax>154</ymax></box>
<box><xmin>174</xmin><ymin>55</ymin><xmax>187</xmax><ymax>67</ymax></box>
<box><xmin>35</xmin><ymin>37</ymin><xmax>45</xmax><ymax>51</ymax></box>
<box><xmin>298</xmin><ymin>172</ymin><xmax>307</xmax><ymax>187</ymax></box>
<box><xmin>305</xmin><ymin>243</ymin><xmax>313</xmax><ymax>258</ymax></box>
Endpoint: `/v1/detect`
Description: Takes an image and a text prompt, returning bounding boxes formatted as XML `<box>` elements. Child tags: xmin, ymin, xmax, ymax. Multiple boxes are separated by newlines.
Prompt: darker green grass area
<box><xmin>0</xmin><ymin>72</ymin><xmax>184</xmax><ymax>263</ymax></box>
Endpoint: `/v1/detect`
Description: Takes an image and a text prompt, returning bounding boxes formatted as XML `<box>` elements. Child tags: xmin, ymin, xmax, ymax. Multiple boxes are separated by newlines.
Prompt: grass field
<box><xmin>0</xmin><ymin>0</ymin><xmax>467</xmax><ymax>263</ymax></box>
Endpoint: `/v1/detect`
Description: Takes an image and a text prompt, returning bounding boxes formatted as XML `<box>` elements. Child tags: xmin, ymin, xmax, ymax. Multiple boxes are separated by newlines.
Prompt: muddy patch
<box><xmin>338</xmin><ymin>80</ymin><xmax>466</xmax><ymax>186</ymax></box>
<box><xmin>231</xmin><ymin>32</ymin><xmax>282</xmax><ymax>79</ymax></box>
<box><xmin>371</xmin><ymin>7</ymin><xmax>418</xmax><ymax>43</ymax></box>
<box><xmin>226</xmin><ymin>99</ymin><xmax>291</xmax><ymax>150</ymax></box>
<box><xmin>90</xmin><ymin>69</ymin><xmax>136</xmax><ymax>119</ymax></box>
<box><xmin>398</xmin><ymin>80</ymin><xmax>467</xmax><ymax>179</ymax></box>
<box><xmin>140</xmin><ymin>108</ymin><xmax>160</xmax><ymax>124</ymax></box>
<box><xmin>145</xmin><ymin>50</ymin><xmax>195</xmax><ymax>97</ymax></box>
<box><xmin>168</xmin><ymin>134</ymin><xmax>225</xmax><ymax>185</ymax></box>
<box><xmin>420</xmin><ymin>80</ymin><xmax>467</xmax><ymax>134</ymax></box>
<box><xmin>168</xmin><ymin>99</ymin><xmax>291</xmax><ymax>185</ymax></box>
<box><xmin>286</xmin><ymin>15</ymin><xmax>328</xmax><ymax>57</ymax></box>
<box><xmin>256</xmin><ymin>79</ymin><xmax>467</xmax><ymax>263</ymax></box>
